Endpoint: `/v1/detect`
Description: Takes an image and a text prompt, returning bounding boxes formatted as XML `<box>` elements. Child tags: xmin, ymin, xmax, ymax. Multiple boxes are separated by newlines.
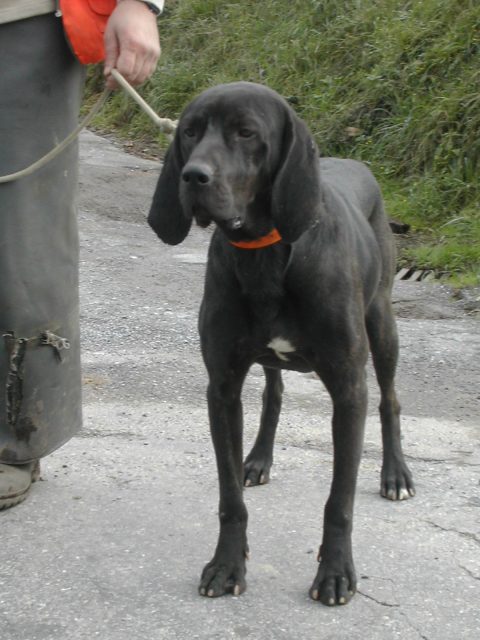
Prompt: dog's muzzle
<box><xmin>180</xmin><ymin>162</ymin><xmax>244</xmax><ymax>231</ymax></box>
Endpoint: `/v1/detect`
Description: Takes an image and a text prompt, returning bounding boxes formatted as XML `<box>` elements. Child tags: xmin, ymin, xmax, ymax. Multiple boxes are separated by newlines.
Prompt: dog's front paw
<box><xmin>244</xmin><ymin>452</ymin><xmax>272</xmax><ymax>487</ymax></box>
<box><xmin>381</xmin><ymin>458</ymin><xmax>415</xmax><ymax>501</ymax></box>
<box><xmin>199</xmin><ymin>549</ymin><xmax>248</xmax><ymax>598</ymax></box>
<box><xmin>309</xmin><ymin>555</ymin><xmax>356</xmax><ymax>606</ymax></box>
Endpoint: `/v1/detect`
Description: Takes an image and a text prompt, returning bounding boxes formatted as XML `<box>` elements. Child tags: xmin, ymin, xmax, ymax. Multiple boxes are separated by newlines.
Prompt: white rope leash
<box><xmin>110</xmin><ymin>69</ymin><xmax>177</xmax><ymax>135</ymax></box>
<box><xmin>0</xmin><ymin>70</ymin><xmax>177</xmax><ymax>184</ymax></box>
<box><xmin>0</xmin><ymin>88</ymin><xmax>111</xmax><ymax>184</ymax></box>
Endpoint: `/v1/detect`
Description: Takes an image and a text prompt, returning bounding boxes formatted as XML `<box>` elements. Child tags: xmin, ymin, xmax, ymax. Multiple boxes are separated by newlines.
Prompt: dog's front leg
<box><xmin>199</xmin><ymin>377</ymin><xmax>249</xmax><ymax>597</ymax></box>
<box><xmin>310</xmin><ymin>366</ymin><xmax>368</xmax><ymax>606</ymax></box>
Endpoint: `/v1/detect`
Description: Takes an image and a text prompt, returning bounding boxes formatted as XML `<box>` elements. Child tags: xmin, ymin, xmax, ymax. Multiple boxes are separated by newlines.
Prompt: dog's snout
<box><xmin>182</xmin><ymin>163</ymin><xmax>214</xmax><ymax>186</ymax></box>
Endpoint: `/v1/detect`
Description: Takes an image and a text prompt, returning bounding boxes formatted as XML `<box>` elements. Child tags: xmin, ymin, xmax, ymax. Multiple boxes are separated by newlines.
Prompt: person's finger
<box><xmin>103</xmin><ymin>27</ymin><xmax>119</xmax><ymax>80</ymax></box>
<box><xmin>117</xmin><ymin>44</ymin><xmax>159</xmax><ymax>87</ymax></box>
<box><xmin>133</xmin><ymin>53</ymin><xmax>156</xmax><ymax>86</ymax></box>
<box><xmin>116</xmin><ymin>46</ymin><xmax>137</xmax><ymax>78</ymax></box>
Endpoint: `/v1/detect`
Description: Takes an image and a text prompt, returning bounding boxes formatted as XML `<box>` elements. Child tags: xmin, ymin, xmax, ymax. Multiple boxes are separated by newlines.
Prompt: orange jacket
<box><xmin>60</xmin><ymin>0</ymin><xmax>116</xmax><ymax>64</ymax></box>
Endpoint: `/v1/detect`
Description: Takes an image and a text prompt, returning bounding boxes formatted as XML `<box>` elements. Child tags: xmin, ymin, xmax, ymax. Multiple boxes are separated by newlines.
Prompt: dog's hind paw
<box><xmin>381</xmin><ymin>460</ymin><xmax>415</xmax><ymax>501</ymax></box>
<box><xmin>244</xmin><ymin>454</ymin><xmax>272</xmax><ymax>487</ymax></box>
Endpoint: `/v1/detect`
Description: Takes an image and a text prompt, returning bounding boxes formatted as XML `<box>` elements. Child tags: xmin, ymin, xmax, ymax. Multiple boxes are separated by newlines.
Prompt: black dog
<box><xmin>148</xmin><ymin>82</ymin><xmax>415</xmax><ymax>606</ymax></box>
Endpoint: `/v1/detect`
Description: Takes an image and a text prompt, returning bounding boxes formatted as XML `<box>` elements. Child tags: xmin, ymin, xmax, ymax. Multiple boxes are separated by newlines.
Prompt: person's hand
<box><xmin>104</xmin><ymin>0</ymin><xmax>161</xmax><ymax>89</ymax></box>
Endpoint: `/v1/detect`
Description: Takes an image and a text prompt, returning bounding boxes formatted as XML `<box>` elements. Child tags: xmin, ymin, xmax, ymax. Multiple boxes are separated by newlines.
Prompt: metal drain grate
<box><xmin>395</xmin><ymin>267</ymin><xmax>435</xmax><ymax>282</ymax></box>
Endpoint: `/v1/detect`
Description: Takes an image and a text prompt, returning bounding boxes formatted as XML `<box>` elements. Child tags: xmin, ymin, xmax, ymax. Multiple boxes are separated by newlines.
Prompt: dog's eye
<box><xmin>238</xmin><ymin>128</ymin><xmax>255</xmax><ymax>139</ymax></box>
<box><xmin>184</xmin><ymin>127</ymin><xmax>196</xmax><ymax>138</ymax></box>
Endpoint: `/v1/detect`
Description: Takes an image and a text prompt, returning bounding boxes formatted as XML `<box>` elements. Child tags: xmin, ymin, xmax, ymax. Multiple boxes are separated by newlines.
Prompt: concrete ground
<box><xmin>1</xmin><ymin>131</ymin><xmax>479</xmax><ymax>640</ymax></box>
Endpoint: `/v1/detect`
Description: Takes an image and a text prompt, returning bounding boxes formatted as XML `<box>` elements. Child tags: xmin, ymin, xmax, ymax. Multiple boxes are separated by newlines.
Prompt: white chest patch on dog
<box><xmin>267</xmin><ymin>337</ymin><xmax>296</xmax><ymax>361</ymax></box>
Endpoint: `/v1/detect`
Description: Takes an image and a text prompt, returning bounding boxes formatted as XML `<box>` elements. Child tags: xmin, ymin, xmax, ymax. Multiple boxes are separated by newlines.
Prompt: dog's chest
<box><xmin>256</xmin><ymin>325</ymin><xmax>311</xmax><ymax>372</ymax></box>
<box><xmin>233</xmin><ymin>247</ymin><xmax>311</xmax><ymax>368</ymax></box>
<box><xmin>250</xmin><ymin>303</ymin><xmax>307</xmax><ymax>368</ymax></box>
<box><xmin>266</xmin><ymin>336</ymin><xmax>296</xmax><ymax>361</ymax></box>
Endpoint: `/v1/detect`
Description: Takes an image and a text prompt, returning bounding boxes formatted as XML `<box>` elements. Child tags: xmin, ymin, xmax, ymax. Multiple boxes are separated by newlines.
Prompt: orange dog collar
<box><xmin>230</xmin><ymin>228</ymin><xmax>282</xmax><ymax>250</ymax></box>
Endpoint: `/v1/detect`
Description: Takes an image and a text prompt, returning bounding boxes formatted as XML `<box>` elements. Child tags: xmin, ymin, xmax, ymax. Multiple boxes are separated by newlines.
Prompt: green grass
<box><xmin>87</xmin><ymin>0</ymin><xmax>480</xmax><ymax>285</ymax></box>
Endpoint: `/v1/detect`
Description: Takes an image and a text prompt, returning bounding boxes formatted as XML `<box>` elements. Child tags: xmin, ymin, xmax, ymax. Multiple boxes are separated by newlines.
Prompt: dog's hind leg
<box><xmin>244</xmin><ymin>367</ymin><xmax>283</xmax><ymax>487</ymax></box>
<box><xmin>366</xmin><ymin>294</ymin><xmax>415</xmax><ymax>500</ymax></box>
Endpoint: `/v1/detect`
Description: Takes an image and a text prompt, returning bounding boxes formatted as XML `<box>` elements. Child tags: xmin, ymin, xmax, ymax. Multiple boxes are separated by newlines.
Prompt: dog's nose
<box><xmin>181</xmin><ymin>163</ymin><xmax>213</xmax><ymax>186</ymax></box>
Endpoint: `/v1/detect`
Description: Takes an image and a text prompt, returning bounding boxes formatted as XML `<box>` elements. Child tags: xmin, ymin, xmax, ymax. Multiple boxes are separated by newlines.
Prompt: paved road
<box><xmin>2</xmin><ymin>131</ymin><xmax>479</xmax><ymax>640</ymax></box>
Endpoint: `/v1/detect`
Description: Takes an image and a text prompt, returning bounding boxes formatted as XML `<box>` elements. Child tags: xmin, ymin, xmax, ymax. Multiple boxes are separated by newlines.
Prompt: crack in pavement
<box><xmin>459</xmin><ymin>564</ymin><xmax>480</xmax><ymax>581</ymax></box>
<box><xmin>399</xmin><ymin>611</ymin><xmax>430</xmax><ymax>640</ymax></box>
<box><xmin>425</xmin><ymin>520</ymin><xmax>480</xmax><ymax>546</ymax></box>
<box><xmin>357</xmin><ymin>589</ymin><xmax>400</xmax><ymax>608</ymax></box>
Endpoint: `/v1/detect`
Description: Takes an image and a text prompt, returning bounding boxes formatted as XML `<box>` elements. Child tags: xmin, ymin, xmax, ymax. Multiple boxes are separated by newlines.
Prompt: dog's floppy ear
<box><xmin>148</xmin><ymin>133</ymin><xmax>192</xmax><ymax>245</ymax></box>
<box><xmin>271</xmin><ymin>107</ymin><xmax>322</xmax><ymax>243</ymax></box>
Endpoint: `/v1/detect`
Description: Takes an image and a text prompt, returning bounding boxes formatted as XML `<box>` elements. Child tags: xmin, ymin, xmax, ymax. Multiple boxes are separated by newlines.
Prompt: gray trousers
<box><xmin>0</xmin><ymin>14</ymin><xmax>85</xmax><ymax>463</ymax></box>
